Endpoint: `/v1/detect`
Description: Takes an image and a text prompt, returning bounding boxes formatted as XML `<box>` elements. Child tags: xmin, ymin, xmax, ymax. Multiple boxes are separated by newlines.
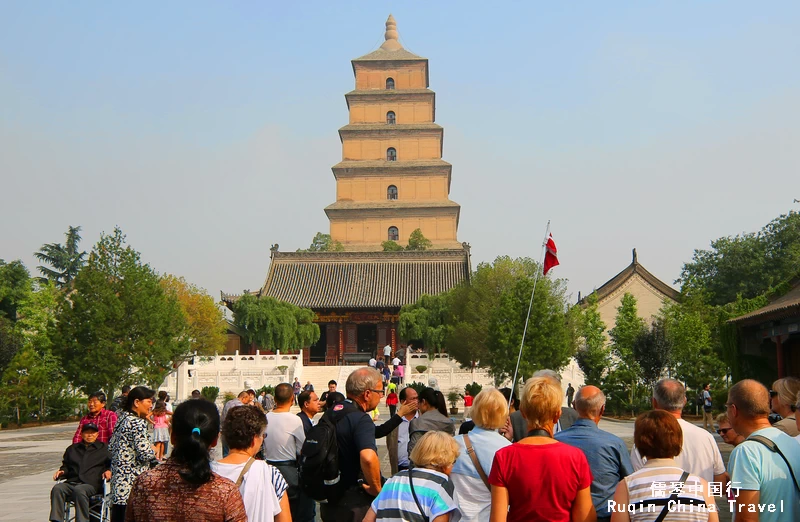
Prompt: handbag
<box><xmin>463</xmin><ymin>433</ymin><xmax>490</xmax><ymax>490</ymax></box>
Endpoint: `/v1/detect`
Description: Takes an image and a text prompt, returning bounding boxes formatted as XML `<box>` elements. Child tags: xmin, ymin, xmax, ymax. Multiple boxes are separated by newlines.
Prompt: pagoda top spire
<box><xmin>380</xmin><ymin>14</ymin><xmax>403</xmax><ymax>51</ymax></box>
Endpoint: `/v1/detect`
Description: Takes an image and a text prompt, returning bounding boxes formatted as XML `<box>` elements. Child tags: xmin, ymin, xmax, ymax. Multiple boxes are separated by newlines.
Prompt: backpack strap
<box><xmin>235</xmin><ymin>457</ymin><xmax>256</xmax><ymax>488</ymax></box>
<box><xmin>408</xmin><ymin>470</ymin><xmax>429</xmax><ymax>522</ymax></box>
<box><xmin>653</xmin><ymin>471</ymin><xmax>689</xmax><ymax>522</ymax></box>
<box><xmin>746</xmin><ymin>435</ymin><xmax>800</xmax><ymax>493</ymax></box>
<box><xmin>463</xmin><ymin>433</ymin><xmax>490</xmax><ymax>490</ymax></box>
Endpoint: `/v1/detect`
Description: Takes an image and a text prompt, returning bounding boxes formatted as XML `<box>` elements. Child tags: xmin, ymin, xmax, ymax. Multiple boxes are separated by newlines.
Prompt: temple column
<box><xmin>391</xmin><ymin>326</ymin><xmax>397</xmax><ymax>357</ymax></box>
<box><xmin>775</xmin><ymin>335</ymin><xmax>787</xmax><ymax>378</ymax></box>
<box><xmin>339</xmin><ymin>321</ymin><xmax>344</xmax><ymax>365</ymax></box>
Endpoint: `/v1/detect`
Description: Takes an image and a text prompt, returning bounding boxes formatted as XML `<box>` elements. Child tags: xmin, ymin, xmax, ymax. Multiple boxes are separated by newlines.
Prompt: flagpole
<box><xmin>508</xmin><ymin>220</ymin><xmax>551</xmax><ymax>409</ymax></box>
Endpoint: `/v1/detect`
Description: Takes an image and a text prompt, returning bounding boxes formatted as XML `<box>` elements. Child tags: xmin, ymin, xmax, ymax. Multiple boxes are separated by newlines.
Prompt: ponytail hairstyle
<box><xmin>153</xmin><ymin>400</ymin><xmax>167</xmax><ymax>416</ymax></box>
<box><xmin>419</xmin><ymin>387</ymin><xmax>448</xmax><ymax>417</ymax></box>
<box><xmin>170</xmin><ymin>399</ymin><xmax>220</xmax><ymax>485</ymax></box>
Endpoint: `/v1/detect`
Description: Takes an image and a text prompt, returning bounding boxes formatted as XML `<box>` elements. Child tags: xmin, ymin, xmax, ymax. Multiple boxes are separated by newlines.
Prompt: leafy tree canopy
<box><xmin>447</xmin><ymin>257</ymin><xmax>539</xmax><ymax>369</ymax></box>
<box><xmin>0</xmin><ymin>260</ymin><xmax>32</xmax><ymax>322</ymax></box>
<box><xmin>399</xmin><ymin>293</ymin><xmax>451</xmax><ymax>353</ymax></box>
<box><xmin>382</xmin><ymin>240</ymin><xmax>404</xmax><ymax>252</ymax></box>
<box><xmin>633</xmin><ymin>318</ymin><xmax>673</xmax><ymax>388</ymax></box>
<box><xmin>406</xmin><ymin>229</ymin><xmax>432</xmax><ymax>251</ymax></box>
<box><xmin>607</xmin><ymin>293</ymin><xmax>647</xmax><ymax>403</ymax></box>
<box><xmin>298</xmin><ymin>233</ymin><xmax>344</xmax><ymax>252</ymax></box>
<box><xmin>232</xmin><ymin>294</ymin><xmax>319</xmax><ymax>352</ymax></box>
<box><xmin>678</xmin><ymin>211</ymin><xmax>800</xmax><ymax>306</ymax></box>
<box><xmin>574</xmin><ymin>293</ymin><xmax>610</xmax><ymax>386</ymax></box>
<box><xmin>57</xmin><ymin>227</ymin><xmax>190</xmax><ymax>396</ymax></box>
<box><xmin>160</xmin><ymin>275</ymin><xmax>227</xmax><ymax>356</ymax></box>
<box><xmin>34</xmin><ymin>225</ymin><xmax>87</xmax><ymax>289</ymax></box>
<box><xmin>486</xmin><ymin>262</ymin><xmax>577</xmax><ymax>383</ymax></box>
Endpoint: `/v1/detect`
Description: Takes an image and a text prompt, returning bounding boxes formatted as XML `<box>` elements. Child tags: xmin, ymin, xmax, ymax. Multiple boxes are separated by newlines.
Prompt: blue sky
<box><xmin>2</xmin><ymin>2</ymin><xmax>799</xmax><ymax>307</ymax></box>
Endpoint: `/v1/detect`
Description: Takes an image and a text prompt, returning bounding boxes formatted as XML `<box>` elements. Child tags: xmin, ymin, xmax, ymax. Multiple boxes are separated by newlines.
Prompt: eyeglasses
<box><xmin>369</xmin><ymin>389</ymin><xmax>385</xmax><ymax>396</ymax></box>
<box><xmin>717</xmin><ymin>428</ymin><xmax>731</xmax><ymax>435</ymax></box>
<box><xmin>769</xmin><ymin>390</ymin><xmax>778</xmax><ymax>398</ymax></box>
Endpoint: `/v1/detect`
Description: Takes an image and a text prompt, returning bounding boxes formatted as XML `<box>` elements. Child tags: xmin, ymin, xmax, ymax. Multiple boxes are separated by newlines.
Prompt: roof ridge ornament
<box><xmin>632</xmin><ymin>248</ymin><xmax>638</xmax><ymax>265</ymax></box>
<box><xmin>380</xmin><ymin>14</ymin><xmax>403</xmax><ymax>51</ymax></box>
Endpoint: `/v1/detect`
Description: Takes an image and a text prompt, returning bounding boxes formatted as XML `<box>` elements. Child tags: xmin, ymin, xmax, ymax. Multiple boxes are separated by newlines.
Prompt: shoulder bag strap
<box><xmin>747</xmin><ymin>435</ymin><xmax>800</xmax><ymax>492</ymax></box>
<box><xmin>463</xmin><ymin>433</ymin><xmax>490</xmax><ymax>490</ymax></box>
<box><xmin>653</xmin><ymin>471</ymin><xmax>690</xmax><ymax>522</ymax></box>
<box><xmin>408</xmin><ymin>470</ymin><xmax>430</xmax><ymax>522</ymax></box>
<box><xmin>235</xmin><ymin>457</ymin><xmax>256</xmax><ymax>488</ymax></box>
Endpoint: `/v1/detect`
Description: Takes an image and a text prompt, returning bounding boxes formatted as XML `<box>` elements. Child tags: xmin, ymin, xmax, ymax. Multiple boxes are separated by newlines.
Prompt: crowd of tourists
<box><xmin>49</xmin><ymin>370</ymin><xmax>800</xmax><ymax>522</ymax></box>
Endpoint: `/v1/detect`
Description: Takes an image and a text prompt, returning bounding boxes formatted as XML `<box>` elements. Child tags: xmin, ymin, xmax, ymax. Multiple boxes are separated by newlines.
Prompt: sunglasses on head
<box><xmin>769</xmin><ymin>390</ymin><xmax>778</xmax><ymax>398</ymax></box>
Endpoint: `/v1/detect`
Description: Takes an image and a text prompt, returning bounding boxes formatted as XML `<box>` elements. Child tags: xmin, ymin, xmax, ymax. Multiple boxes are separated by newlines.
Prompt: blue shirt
<box><xmin>728</xmin><ymin>426</ymin><xmax>800</xmax><ymax>522</ymax></box>
<box><xmin>555</xmin><ymin>418</ymin><xmax>633</xmax><ymax>517</ymax></box>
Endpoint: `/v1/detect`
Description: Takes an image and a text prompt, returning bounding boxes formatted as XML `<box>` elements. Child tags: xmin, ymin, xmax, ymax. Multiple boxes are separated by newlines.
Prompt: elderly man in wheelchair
<box><xmin>50</xmin><ymin>422</ymin><xmax>111</xmax><ymax>522</ymax></box>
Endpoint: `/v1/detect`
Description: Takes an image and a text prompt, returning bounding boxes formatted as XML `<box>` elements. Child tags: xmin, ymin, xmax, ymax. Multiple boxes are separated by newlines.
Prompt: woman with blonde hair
<box><xmin>489</xmin><ymin>377</ymin><xmax>594</xmax><ymax>522</ymax></box>
<box><xmin>451</xmin><ymin>388</ymin><xmax>511</xmax><ymax>521</ymax></box>
<box><xmin>771</xmin><ymin>377</ymin><xmax>800</xmax><ymax>436</ymax></box>
<box><xmin>365</xmin><ymin>431</ymin><xmax>461</xmax><ymax>522</ymax></box>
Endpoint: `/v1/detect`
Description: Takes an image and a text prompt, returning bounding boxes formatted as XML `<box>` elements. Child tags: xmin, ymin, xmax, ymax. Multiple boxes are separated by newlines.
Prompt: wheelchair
<box><xmin>61</xmin><ymin>480</ymin><xmax>111</xmax><ymax>522</ymax></box>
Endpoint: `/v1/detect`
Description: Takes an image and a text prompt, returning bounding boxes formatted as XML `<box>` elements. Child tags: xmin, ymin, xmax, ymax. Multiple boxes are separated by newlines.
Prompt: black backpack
<box><xmin>300</xmin><ymin>407</ymin><xmax>346</xmax><ymax>501</ymax></box>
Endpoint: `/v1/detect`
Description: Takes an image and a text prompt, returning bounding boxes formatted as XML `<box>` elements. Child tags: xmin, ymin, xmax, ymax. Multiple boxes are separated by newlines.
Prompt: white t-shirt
<box><xmin>631</xmin><ymin>417</ymin><xmax>725</xmax><ymax>482</ymax></box>
<box><xmin>211</xmin><ymin>460</ymin><xmax>282</xmax><ymax>522</ymax></box>
<box><xmin>383</xmin><ymin>345</ymin><xmax>392</xmax><ymax>357</ymax></box>
<box><xmin>392</xmin><ymin>357</ymin><xmax>401</xmax><ymax>367</ymax></box>
<box><xmin>264</xmin><ymin>411</ymin><xmax>305</xmax><ymax>462</ymax></box>
<box><xmin>369</xmin><ymin>358</ymin><xmax>377</xmax><ymax>367</ymax></box>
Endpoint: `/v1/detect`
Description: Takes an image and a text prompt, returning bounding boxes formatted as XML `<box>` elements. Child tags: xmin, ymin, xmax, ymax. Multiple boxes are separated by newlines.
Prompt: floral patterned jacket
<box><xmin>109</xmin><ymin>410</ymin><xmax>155</xmax><ymax>505</ymax></box>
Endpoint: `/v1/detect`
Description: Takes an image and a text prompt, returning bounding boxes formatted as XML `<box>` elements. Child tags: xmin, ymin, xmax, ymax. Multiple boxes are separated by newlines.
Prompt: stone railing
<box><xmin>160</xmin><ymin>349</ymin><xmax>302</xmax><ymax>400</ymax></box>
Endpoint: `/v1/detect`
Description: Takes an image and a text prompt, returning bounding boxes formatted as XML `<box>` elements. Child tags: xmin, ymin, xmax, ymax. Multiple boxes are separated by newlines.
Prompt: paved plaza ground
<box><xmin>0</xmin><ymin>413</ymin><xmax>734</xmax><ymax>522</ymax></box>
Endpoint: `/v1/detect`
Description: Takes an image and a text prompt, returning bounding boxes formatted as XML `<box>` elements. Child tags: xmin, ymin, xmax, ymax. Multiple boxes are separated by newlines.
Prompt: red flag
<box><xmin>543</xmin><ymin>233</ymin><xmax>559</xmax><ymax>275</ymax></box>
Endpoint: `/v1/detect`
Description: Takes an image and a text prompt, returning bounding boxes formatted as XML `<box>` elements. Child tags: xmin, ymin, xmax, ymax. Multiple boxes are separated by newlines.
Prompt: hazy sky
<box><xmin>2</xmin><ymin>2</ymin><xmax>799</xmax><ymax>308</ymax></box>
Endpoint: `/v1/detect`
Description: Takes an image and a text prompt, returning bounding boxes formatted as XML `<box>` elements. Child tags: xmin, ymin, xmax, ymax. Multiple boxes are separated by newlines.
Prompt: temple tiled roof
<box><xmin>729</xmin><ymin>280</ymin><xmax>800</xmax><ymax>324</ymax></box>
<box><xmin>332</xmin><ymin>159</ymin><xmax>451</xmax><ymax>171</ymax></box>
<box><xmin>222</xmin><ymin>248</ymin><xmax>471</xmax><ymax>310</ymax></box>
<box><xmin>581</xmin><ymin>249</ymin><xmax>681</xmax><ymax>304</ymax></box>
<box><xmin>352</xmin><ymin>48</ymin><xmax>427</xmax><ymax>62</ymax></box>
<box><xmin>338</xmin><ymin>123</ymin><xmax>442</xmax><ymax>133</ymax></box>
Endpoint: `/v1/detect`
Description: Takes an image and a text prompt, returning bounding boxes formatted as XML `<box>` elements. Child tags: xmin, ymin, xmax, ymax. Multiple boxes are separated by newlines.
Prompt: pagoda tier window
<box><xmin>387</xmin><ymin>111</ymin><xmax>396</xmax><ymax>124</ymax></box>
<box><xmin>386</xmin><ymin>77</ymin><xmax>395</xmax><ymax>90</ymax></box>
<box><xmin>387</xmin><ymin>147</ymin><xmax>397</xmax><ymax>161</ymax></box>
<box><xmin>388</xmin><ymin>226</ymin><xmax>399</xmax><ymax>241</ymax></box>
<box><xmin>387</xmin><ymin>185</ymin><xmax>398</xmax><ymax>200</ymax></box>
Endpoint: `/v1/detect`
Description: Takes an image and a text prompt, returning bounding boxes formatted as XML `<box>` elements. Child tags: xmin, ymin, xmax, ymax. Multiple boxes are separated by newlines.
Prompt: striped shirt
<box><xmin>622</xmin><ymin>459</ymin><xmax>709</xmax><ymax>521</ymax></box>
<box><xmin>371</xmin><ymin>468</ymin><xmax>460</xmax><ymax>522</ymax></box>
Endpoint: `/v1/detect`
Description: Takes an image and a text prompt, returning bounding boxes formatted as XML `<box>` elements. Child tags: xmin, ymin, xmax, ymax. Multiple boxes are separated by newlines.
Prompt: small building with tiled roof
<box><xmin>729</xmin><ymin>279</ymin><xmax>800</xmax><ymax>380</ymax></box>
<box><xmin>222</xmin><ymin>246</ymin><xmax>471</xmax><ymax>364</ymax></box>
<box><xmin>581</xmin><ymin>249</ymin><xmax>680</xmax><ymax>334</ymax></box>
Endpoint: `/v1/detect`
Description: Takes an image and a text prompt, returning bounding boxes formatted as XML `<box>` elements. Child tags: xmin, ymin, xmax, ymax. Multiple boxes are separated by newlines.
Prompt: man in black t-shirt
<box><xmin>319</xmin><ymin>380</ymin><xmax>337</xmax><ymax>411</ymax></box>
<box><xmin>320</xmin><ymin>367</ymin><xmax>384</xmax><ymax>522</ymax></box>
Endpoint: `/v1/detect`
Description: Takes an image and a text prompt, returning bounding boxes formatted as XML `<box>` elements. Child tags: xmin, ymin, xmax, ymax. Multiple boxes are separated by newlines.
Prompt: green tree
<box><xmin>678</xmin><ymin>211</ymin><xmax>800</xmax><ymax>306</ymax></box>
<box><xmin>486</xmin><ymin>264</ymin><xmax>577</xmax><ymax>383</ymax></box>
<box><xmin>574</xmin><ymin>293</ymin><xmax>610</xmax><ymax>385</ymax></box>
<box><xmin>57</xmin><ymin>227</ymin><xmax>190</xmax><ymax>396</ymax></box>
<box><xmin>447</xmin><ymin>257</ymin><xmax>536</xmax><ymax>369</ymax></box>
<box><xmin>0</xmin><ymin>260</ymin><xmax>32</xmax><ymax>322</ymax></box>
<box><xmin>382</xmin><ymin>240</ymin><xmax>404</xmax><ymax>252</ymax></box>
<box><xmin>232</xmin><ymin>294</ymin><xmax>319</xmax><ymax>352</ymax></box>
<box><xmin>608</xmin><ymin>293</ymin><xmax>647</xmax><ymax>405</ymax></box>
<box><xmin>633</xmin><ymin>318</ymin><xmax>673</xmax><ymax>388</ymax></box>
<box><xmin>0</xmin><ymin>283</ymin><xmax>67</xmax><ymax>425</ymax></box>
<box><xmin>406</xmin><ymin>229</ymin><xmax>432</xmax><ymax>251</ymax></box>
<box><xmin>399</xmin><ymin>293</ymin><xmax>451</xmax><ymax>353</ymax></box>
<box><xmin>661</xmin><ymin>300</ymin><xmax>726</xmax><ymax>391</ymax></box>
<box><xmin>34</xmin><ymin>225</ymin><xmax>87</xmax><ymax>289</ymax></box>
<box><xmin>298</xmin><ymin>232</ymin><xmax>344</xmax><ymax>252</ymax></box>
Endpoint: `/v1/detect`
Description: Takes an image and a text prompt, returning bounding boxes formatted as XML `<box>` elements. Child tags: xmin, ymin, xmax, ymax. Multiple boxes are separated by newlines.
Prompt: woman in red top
<box><xmin>488</xmin><ymin>376</ymin><xmax>595</xmax><ymax>522</ymax></box>
<box><xmin>386</xmin><ymin>390</ymin><xmax>399</xmax><ymax>417</ymax></box>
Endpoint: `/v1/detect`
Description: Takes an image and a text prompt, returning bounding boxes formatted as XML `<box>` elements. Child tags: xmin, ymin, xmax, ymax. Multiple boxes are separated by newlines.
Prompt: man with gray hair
<box><xmin>631</xmin><ymin>378</ymin><xmax>727</xmax><ymax>485</ymax></box>
<box><xmin>319</xmin><ymin>367</ymin><xmax>384</xmax><ymax>522</ymax></box>
<box><xmin>555</xmin><ymin>386</ymin><xmax>632</xmax><ymax>522</ymax></box>
<box><xmin>726</xmin><ymin>379</ymin><xmax>800</xmax><ymax>522</ymax></box>
<box><xmin>508</xmin><ymin>369</ymin><xmax>579</xmax><ymax>441</ymax></box>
